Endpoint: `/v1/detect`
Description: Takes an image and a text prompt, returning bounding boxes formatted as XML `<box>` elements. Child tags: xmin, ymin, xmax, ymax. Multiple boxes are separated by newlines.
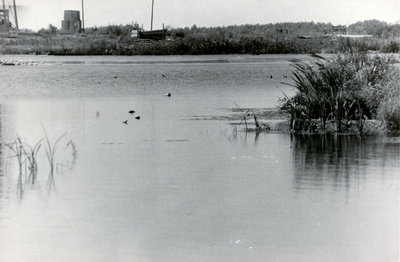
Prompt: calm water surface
<box><xmin>0</xmin><ymin>55</ymin><xmax>399</xmax><ymax>262</ymax></box>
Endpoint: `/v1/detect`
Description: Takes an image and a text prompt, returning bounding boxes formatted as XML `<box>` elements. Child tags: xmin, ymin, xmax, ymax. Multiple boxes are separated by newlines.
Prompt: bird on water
<box><xmin>129</xmin><ymin>110</ymin><xmax>135</xmax><ymax>114</ymax></box>
<box><xmin>135</xmin><ymin>116</ymin><xmax>140</xmax><ymax>120</ymax></box>
<box><xmin>164</xmin><ymin>92</ymin><xmax>171</xmax><ymax>97</ymax></box>
<box><xmin>123</xmin><ymin>120</ymin><xmax>128</xmax><ymax>124</ymax></box>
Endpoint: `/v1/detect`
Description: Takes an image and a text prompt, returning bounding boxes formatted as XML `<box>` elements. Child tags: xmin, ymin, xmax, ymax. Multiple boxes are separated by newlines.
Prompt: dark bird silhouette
<box><xmin>135</xmin><ymin>116</ymin><xmax>140</xmax><ymax>120</ymax></box>
<box><xmin>162</xmin><ymin>74</ymin><xmax>166</xmax><ymax>77</ymax></box>
<box><xmin>283</xmin><ymin>74</ymin><xmax>288</xmax><ymax>78</ymax></box>
<box><xmin>114</xmin><ymin>76</ymin><xmax>118</xmax><ymax>79</ymax></box>
<box><xmin>129</xmin><ymin>110</ymin><xmax>135</xmax><ymax>114</ymax></box>
<box><xmin>270</xmin><ymin>75</ymin><xmax>273</xmax><ymax>79</ymax></box>
<box><xmin>123</xmin><ymin>120</ymin><xmax>128</xmax><ymax>124</ymax></box>
<box><xmin>164</xmin><ymin>92</ymin><xmax>171</xmax><ymax>97</ymax></box>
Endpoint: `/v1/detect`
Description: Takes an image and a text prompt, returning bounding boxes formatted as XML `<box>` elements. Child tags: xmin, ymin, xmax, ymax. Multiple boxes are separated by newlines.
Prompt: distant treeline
<box><xmin>80</xmin><ymin>20</ymin><xmax>400</xmax><ymax>39</ymax></box>
<box><xmin>1</xmin><ymin>20</ymin><xmax>399</xmax><ymax>55</ymax></box>
<box><xmin>347</xmin><ymin>20</ymin><xmax>400</xmax><ymax>37</ymax></box>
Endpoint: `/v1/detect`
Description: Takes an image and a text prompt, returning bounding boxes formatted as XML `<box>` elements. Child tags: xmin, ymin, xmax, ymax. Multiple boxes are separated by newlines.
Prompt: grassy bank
<box><xmin>1</xmin><ymin>20</ymin><xmax>399</xmax><ymax>55</ymax></box>
<box><xmin>1</xmin><ymin>34</ymin><xmax>399</xmax><ymax>56</ymax></box>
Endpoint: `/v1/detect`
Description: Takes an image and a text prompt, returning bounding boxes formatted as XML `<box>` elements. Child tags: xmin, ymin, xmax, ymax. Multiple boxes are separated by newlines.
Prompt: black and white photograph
<box><xmin>0</xmin><ymin>0</ymin><xmax>399</xmax><ymax>261</ymax></box>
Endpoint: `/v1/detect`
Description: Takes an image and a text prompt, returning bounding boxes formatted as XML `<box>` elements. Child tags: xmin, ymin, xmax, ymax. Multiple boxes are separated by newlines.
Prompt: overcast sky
<box><xmin>7</xmin><ymin>0</ymin><xmax>400</xmax><ymax>30</ymax></box>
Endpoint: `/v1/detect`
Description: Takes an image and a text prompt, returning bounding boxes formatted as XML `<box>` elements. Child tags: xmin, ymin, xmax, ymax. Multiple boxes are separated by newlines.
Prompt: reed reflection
<box><xmin>0</xmin><ymin>109</ymin><xmax>78</xmax><ymax>199</ymax></box>
<box><xmin>291</xmin><ymin>134</ymin><xmax>400</xmax><ymax>192</ymax></box>
<box><xmin>224</xmin><ymin>125</ymin><xmax>263</xmax><ymax>146</ymax></box>
<box><xmin>0</xmin><ymin>104</ymin><xmax>3</xmax><ymax>206</ymax></box>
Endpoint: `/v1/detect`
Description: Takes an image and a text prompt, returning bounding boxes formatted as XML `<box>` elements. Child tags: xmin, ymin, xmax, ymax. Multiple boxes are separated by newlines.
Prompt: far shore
<box><xmin>1</xmin><ymin>53</ymin><xmax>398</xmax><ymax>66</ymax></box>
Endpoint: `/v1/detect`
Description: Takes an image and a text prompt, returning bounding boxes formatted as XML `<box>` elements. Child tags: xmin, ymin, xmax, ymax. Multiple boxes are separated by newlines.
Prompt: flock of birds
<box><xmin>119</xmin><ymin>72</ymin><xmax>289</xmax><ymax>125</ymax></box>
<box><xmin>122</xmin><ymin>74</ymin><xmax>171</xmax><ymax>125</ymax></box>
<box><xmin>0</xmin><ymin>59</ymin><xmax>41</xmax><ymax>66</ymax></box>
<box><xmin>122</xmin><ymin>110</ymin><xmax>141</xmax><ymax>124</ymax></box>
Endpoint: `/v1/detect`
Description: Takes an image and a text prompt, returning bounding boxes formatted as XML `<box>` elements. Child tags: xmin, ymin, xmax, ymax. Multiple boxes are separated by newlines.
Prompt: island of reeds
<box><xmin>278</xmin><ymin>48</ymin><xmax>400</xmax><ymax>135</ymax></box>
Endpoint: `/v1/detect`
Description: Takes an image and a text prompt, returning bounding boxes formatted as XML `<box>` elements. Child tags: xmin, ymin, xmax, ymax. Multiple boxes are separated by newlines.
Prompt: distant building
<box><xmin>61</xmin><ymin>10</ymin><xmax>81</xmax><ymax>33</ymax></box>
<box><xmin>0</xmin><ymin>9</ymin><xmax>10</xmax><ymax>33</ymax></box>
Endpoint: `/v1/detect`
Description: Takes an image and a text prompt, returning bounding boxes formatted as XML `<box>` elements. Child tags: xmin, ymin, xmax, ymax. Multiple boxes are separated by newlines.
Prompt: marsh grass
<box><xmin>5</xmin><ymin>135</ymin><xmax>26</xmax><ymax>196</ymax></box>
<box><xmin>22</xmin><ymin>139</ymin><xmax>43</xmax><ymax>185</ymax></box>
<box><xmin>233</xmin><ymin>103</ymin><xmax>263</xmax><ymax>132</ymax></box>
<box><xmin>56</xmin><ymin>140</ymin><xmax>78</xmax><ymax>174</ymax></box>
<box><xmin>279</xmin><ymin>51</ymin><xmax>398</xmax><ymax>134</ymax></box>
<box><xmin>233</xmin><ymin>103</ymin><xmax>250</xmax><ymax>131</ymax></box>
<box><xmin>377</xmin><ymin>66</ymin><xmax>400</xmax><ymax>135</ymax></box>
<box><xmin>42</xmin><ymin>125</ymin><xmax>66</xmax><ymax>192</ymax></box>
<box><xmin>4</xmin><ymin>127</ymin><xmax>76</xmax><ymax>197</ymax></box>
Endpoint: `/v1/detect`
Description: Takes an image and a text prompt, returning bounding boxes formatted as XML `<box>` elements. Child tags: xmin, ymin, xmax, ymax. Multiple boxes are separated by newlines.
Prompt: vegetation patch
<box><xmin>4</xmin><ymin>129</ymin><xmax>77</xmax><ymax>198</ymax></box>
<box><xmin>1</xmin><ymin>20</ymin><xmax>399</xmax><ymax>55</ymax></box>
<box><xmin>279</xmin><ymin>49</ymin><xmax>399</xmax><ymax>135</ymax></box>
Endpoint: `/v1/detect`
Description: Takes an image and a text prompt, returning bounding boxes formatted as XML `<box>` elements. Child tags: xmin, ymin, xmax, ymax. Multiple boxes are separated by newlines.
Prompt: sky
<box><xmin>5</xmin><ymin>0</ymin><xmax>400</xmax><ymax>31</ymax></box>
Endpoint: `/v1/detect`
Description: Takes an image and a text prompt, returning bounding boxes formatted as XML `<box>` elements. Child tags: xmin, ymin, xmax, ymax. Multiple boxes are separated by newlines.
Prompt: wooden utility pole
<box><xmin>150</xmin><ymin>0</ymin><xmax>154</xmax><ymax>30</ymax></box>
<box><xmin>12</xmin><ymin>0</ymin><xmax>18</xmax><ymax>29</ymax></box>
<box><xmin>81</xmin><ymin>0</ymin><xmax>85</xmax><ymax>30</ymax></box>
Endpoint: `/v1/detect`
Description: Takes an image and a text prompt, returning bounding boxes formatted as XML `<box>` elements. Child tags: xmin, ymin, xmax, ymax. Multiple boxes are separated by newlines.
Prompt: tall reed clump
<box><xmin>5</xmin><ymin>129</ymin><xmax>76</xmax><ymax>196</ymax></box>
<box><xmin>233</xmin><ymin>103</ymin><xmax>262</xmax><ymax>132</ymax></box>
<box><xmin>279</xmin><ymin>51</ymin><xmax>398</xmax><ymax>134</ymax></box>
<box><xmin>5</xmin><ymin>136</ymin><xmax>26</xmax><ymax>195</ymax></box>
<box><xmin>377</xmin><ymin>66</ymin><xmax>400</xmax><ymax>135</ymax></box>
<box><xmin>42</xmin><ymin>126</ymin><xmax>66</xmax><ymax>191</ymax></box>
<box><xmin>22</xmin><ymin>139</ymin><xmax>43</xmax><ymax>185</ymax></box>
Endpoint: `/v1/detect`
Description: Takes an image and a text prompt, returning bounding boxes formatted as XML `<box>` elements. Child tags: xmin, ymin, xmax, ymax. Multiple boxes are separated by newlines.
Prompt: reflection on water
<box><xmin>0</xmin><ymin>105</ymin><xmax>3</xmax><ymax>211</ymax></box>
<box><xmin>291</xmin><ymin>134</ymin><xmax>400</xmax><ymax>193</ymax></box>
<box><xmin>0</xmin><ymin>100</ymin><xmax>399</xmax><ymax>262</ymax></box>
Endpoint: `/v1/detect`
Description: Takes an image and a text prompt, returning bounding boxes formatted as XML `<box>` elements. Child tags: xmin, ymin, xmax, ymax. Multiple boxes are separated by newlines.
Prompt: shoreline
<box><xmin>1</xmin><ymin>53</ymin><xmax>398</xmax><ymax>67</ymax></box>
<box><xmin>0</xmin><ymin>53</ymin><xmax>315</xmax><ymax>66</ymax></box>
<box><xmin>202</xmin><ymin>107</ymin><xmax>394</xmax><ymax>136</ymax></box>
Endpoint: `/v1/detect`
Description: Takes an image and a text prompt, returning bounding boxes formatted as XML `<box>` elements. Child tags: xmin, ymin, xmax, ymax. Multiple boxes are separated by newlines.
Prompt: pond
<box><xmin>0</xmin><ymin>55</ymin><xmax>398</xmax><ymax>262</ymax></box>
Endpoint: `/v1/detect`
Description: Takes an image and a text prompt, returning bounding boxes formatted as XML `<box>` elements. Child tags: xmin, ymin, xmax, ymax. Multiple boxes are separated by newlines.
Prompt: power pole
<box><xmin>12</xmin><ymin>0</ymin><xmax>18</xmax><ymax>29</ymax></box>
<box><xmin>150</xmin><ymin>0</ymin><xmax>154</xmax><ymax>30</ymax></box>
<box><xmin>81</xmin><ymin>0</ymin><xmax>85</xmax><ymax>31</ymax></box>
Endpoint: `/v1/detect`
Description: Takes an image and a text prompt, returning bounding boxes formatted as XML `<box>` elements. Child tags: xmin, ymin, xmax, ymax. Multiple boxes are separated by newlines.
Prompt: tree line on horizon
<box><xmin>2</xmin><ymin>19</ymin><xmax>399</xmax><ymax>55</ymax></box>
<box><xmin>38</xmin><ymin>19</ymin><xmax>400</xmax><ymax>39</ymax></box>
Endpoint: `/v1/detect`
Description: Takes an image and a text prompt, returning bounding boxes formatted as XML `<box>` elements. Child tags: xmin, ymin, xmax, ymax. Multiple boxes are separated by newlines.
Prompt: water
<box><xmin>0</xmin><ymin>55</ymin><xmax>399</xmax><ymax>262</ymax></box>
